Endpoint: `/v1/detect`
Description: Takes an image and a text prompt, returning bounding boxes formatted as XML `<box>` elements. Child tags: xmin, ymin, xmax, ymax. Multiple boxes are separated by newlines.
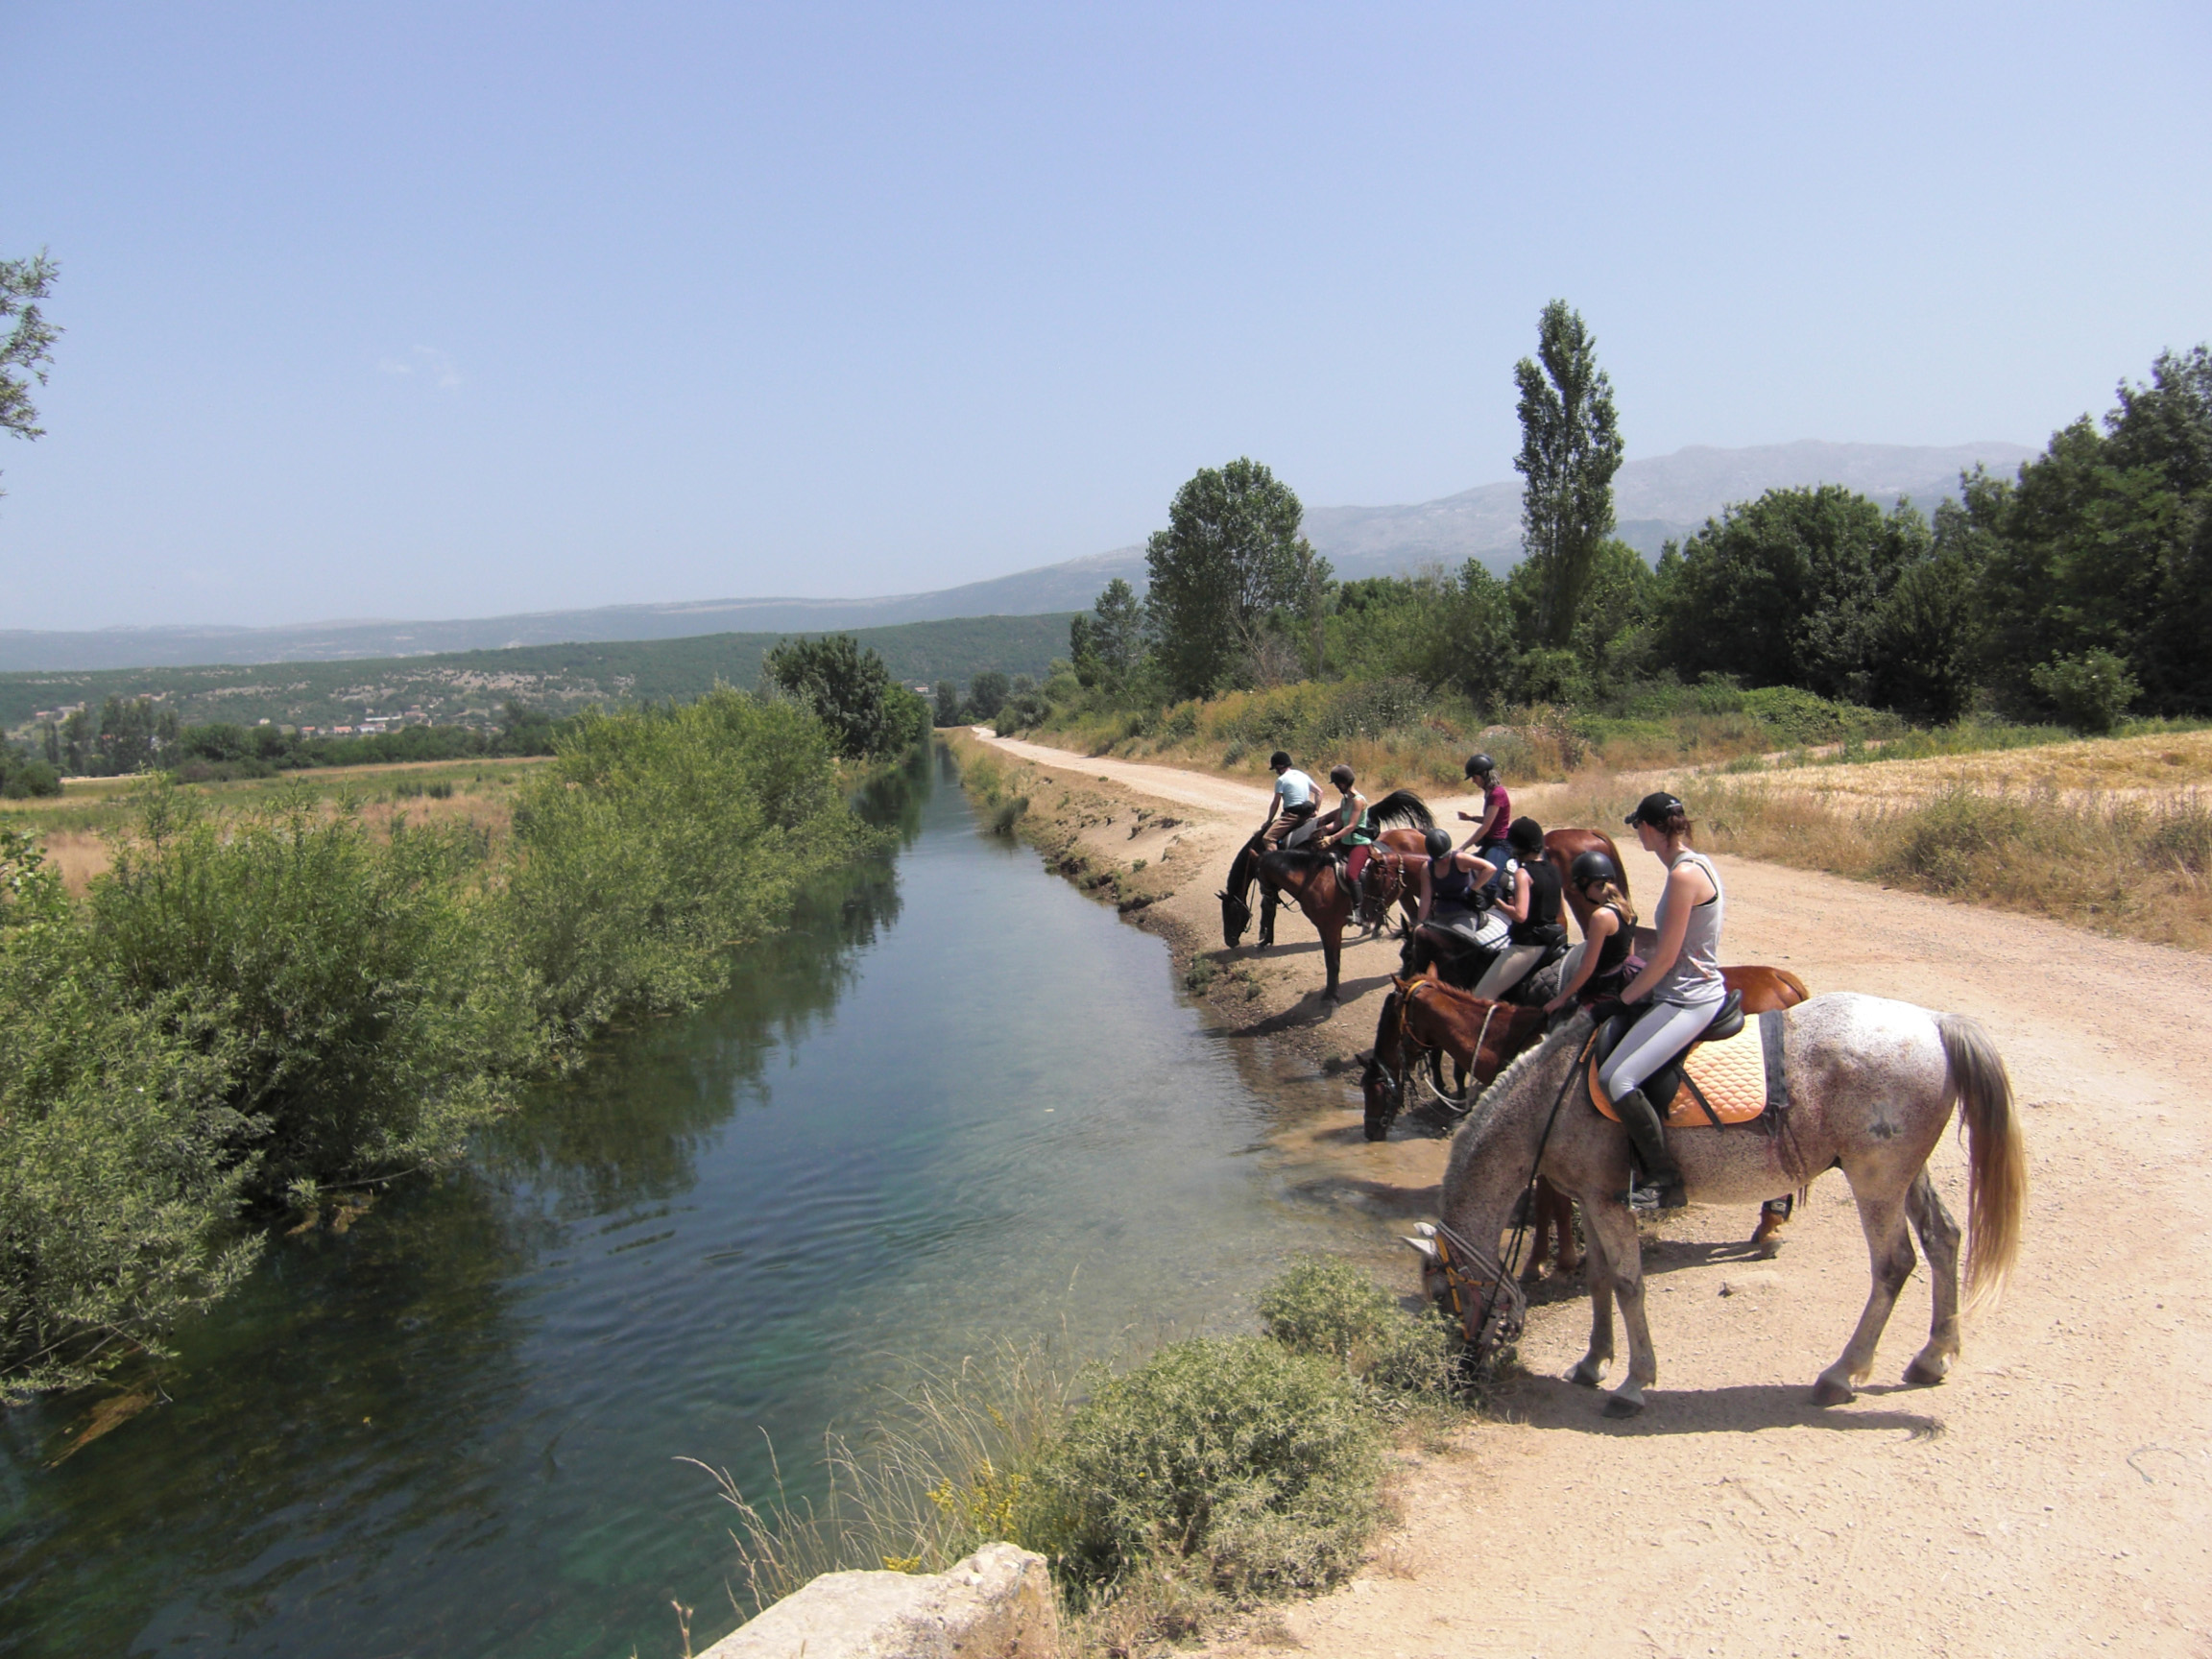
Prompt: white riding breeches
<box><xmin>1473</xmin><ymin>942</ymin><xmax>1547</xmax><ymax>1000</ymax></box>
<box><xmin>1597</xmin><ymin>999</ymin><xmax>1719</xmax><ymax>1097</ymax></box>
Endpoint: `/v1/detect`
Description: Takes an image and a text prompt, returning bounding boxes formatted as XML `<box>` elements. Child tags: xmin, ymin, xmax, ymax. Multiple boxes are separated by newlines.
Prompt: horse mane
<box><xmin>1368</xmin><ymin>789</ymin><xmax>1433</xmax><ymax>830</ymax></box>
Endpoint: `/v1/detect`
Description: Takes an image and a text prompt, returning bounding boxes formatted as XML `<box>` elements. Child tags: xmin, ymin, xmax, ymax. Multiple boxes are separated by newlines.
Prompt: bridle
<box><xmin>1431</xmin><ymin>1029</ymin><xmax>1592</xmax><ymax>1366</ymax></box>
<box><xmin>1392</xmin><ymin>977</ymin><xmax>1503</xmax><ymax>1114</ymax></box>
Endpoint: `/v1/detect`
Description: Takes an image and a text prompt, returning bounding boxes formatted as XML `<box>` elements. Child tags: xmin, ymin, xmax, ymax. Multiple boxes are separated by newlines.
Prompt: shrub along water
<box><xmin>1</xmin><ymin>687</ymin><xmax>895</xmax><ymax>1401</ymax></box>
<box><xmin>708</xmin><ymin>1257</ymin><xmax>1461</xmax><ymax>1653</ymax></box>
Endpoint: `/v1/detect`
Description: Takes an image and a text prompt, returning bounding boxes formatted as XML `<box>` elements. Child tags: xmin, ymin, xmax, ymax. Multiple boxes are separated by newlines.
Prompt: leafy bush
<box><xmin>504</xmin><ymin>688</ymin><xmax>875</xmax><ymax>1034</ymax></box>
<box><xmin>1258</xmin><ymin>1255</ymin><xmax>1455</xmax><ymax>1405</ymax></box>
<box><xmin>0</xmin><ymin>830</ymin><xmax>259</xmax><ymax>1400</ymax></box>
<box><xmin>1022</xmin><ymin>1336</ymin><xmax>1384</xmax><ymax>1598</ymax></box>
<box><xmin>2031</xmin><ymin>649</ymin><xmax>2142</xmax><ymax>734</ymax></box>
<box><xmin>86</xmin><ymin>782</ymin><xmax>539</xmax><ymax>1196</ymax></box>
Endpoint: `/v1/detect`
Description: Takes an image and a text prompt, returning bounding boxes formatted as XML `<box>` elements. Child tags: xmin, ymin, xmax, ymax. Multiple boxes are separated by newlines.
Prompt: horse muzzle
<box><xmin>1218</xmin><ymin>891</ymin><xmax>1251</xmax><ymax>947</ymax></box>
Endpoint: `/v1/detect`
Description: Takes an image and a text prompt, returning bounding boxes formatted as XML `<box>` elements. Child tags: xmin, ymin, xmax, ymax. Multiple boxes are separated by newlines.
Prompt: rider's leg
<box><xmin>1471</xmin><ymin>942</ymin><xmax>1545</xmax><ymax>1000</ymax></box>
<box><xmin>1597</xmin><ymin>1001</ymin><xmax>1715</xmax><ymax>1210</ymax></box>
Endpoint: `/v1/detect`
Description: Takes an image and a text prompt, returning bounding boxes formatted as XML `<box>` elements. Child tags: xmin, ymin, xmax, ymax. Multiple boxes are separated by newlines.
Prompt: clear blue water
<box><xmin>0</xmin><ymin>751</ymin><xmax>1384</xmax><ymax>1657</ymax></box>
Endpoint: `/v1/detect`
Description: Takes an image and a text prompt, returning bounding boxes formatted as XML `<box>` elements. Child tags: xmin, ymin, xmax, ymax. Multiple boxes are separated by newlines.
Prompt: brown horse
<box><xmin>1219</xmin><ymin>790</ymin><xmax>1433</xmax><ymax>1000</ymax></box>
<box><xmin>1543</xmin><ymin>826</ymin><xmax>1631</xmax><ymax>939</ymax></box>
<box><xmin>1365</xmin><ymin>965</ymin><xmax>1815</xmax><ymax>1273</ymax></box>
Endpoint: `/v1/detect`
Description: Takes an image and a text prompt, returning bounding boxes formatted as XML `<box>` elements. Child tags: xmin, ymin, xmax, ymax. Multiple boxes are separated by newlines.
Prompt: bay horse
<box><xmin>1425</xmin><ymin>996</ymin><xmax>2025</xmax><ymax>1415</ymax></box>
<box><xmin>1365</xmin><ymin>966</ymin><xmax>1815</xmax><ymax>1276</ymax></box>
<box><xmin>1218</xmin><ymin>789</ymin><xmax>1433</xmax><ymax>1000</ymax></box>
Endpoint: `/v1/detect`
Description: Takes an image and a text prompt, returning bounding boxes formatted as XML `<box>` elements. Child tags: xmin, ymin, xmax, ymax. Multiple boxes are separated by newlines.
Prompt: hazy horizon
<box><xmin>6</xmin><ymin>3</ymin><xmax>2205</xmax><ymax>632</ymax></box>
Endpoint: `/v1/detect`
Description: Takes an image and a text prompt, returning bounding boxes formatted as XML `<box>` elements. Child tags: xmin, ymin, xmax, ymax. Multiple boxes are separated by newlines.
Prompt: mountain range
<box><xmin>1</xmin><ymin>440</ymin><xmax>2033</xmax><ymax>672</ymax></box>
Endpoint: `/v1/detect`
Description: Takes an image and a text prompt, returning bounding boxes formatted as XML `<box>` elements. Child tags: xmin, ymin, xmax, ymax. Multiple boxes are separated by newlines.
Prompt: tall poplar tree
<box><xmin>1513</xmin><ymin>301</ymin><xmax>1624</xmax><ymax>647</ymax></box>
<box><xmin>1</xmin><ymin>250</ymin><xmax>61</xmax><ymax>497</ymax></box>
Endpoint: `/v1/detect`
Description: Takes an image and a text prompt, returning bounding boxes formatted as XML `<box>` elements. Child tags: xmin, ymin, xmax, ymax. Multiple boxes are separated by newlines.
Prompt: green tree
<box><xmin>966</xmin><ymin>668</ymin><xmax>1010</xmax><ymax>721</ymax></box>
<box><xmin>1070</xmin><ymin>577</ymin><xmax>1146</xmax><ymax>690</ymax></box>
<box><xmin>933</xmin><ymin>680</ymin><xmax>964</xmax><ymax>727</ymax></box>
<box><xmin>1143</xmin><ymin>458</ymin><xmax>1315</xmax><ymax>699</ymax></box>
<box><xmin>1658</xmin><ymin>487</ymin><xmax>1926</xmax><ymax>702</ymax></box>
<box><xmin>1513</xmin><ymin>301</ymin><xmax>1625</xmax><ymax>647</ymax></box>
<box><xmin>763</xmin><ymin>634</ymin><xmax>911</xmax><ymax>758</ymax></box>
<box><xmin>1973</xmin><ymin>346</ymin><xmax>2211</xmax><ymax>716</ymax></box>
<box><xmin>1</xmin><ymin>250</ymin><xmax>60</xmax><ymax>496</ymax></box>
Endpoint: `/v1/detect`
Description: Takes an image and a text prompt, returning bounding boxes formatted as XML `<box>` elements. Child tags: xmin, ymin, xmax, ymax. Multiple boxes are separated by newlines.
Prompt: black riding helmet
<box><xmin>1569</xmin><ymin>848</ymin><xmax>1622</xmax><ymax>888</ymax></box>
<box><xmin>1625</xmin><ymin>790</ymin><xmax>1686</xmax><ymax>829</ymax></box>
<box><xmin>1506</xmin><ymin>816</ymin><xmax>1545</xmax><ymax>855</ymax></box>
<box><xmin>1268</xmin><ymin>751</ymin><xmax>1292</xmax><ymax>771</ymax></box>
<box><xmin>1422</xmin><ymin>826</ymin><xmax>1453</xmax><ymax>859</ymax></box>
<box><xmin>1464</xmin><ymin>752</ymin><xmax>1496</xmax><ymax>781</ymax></box>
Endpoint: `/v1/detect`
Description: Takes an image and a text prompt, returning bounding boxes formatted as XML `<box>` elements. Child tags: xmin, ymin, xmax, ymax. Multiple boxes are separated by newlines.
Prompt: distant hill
<box><xmin>0</xmin><ymin>613</ymin><xmax>1074</xmax><ymax>733</ymax></box>
<box><xmin>0</xmin><ymin>440</ymin><xmax>2035</xmax><ymax>672</ymax></box>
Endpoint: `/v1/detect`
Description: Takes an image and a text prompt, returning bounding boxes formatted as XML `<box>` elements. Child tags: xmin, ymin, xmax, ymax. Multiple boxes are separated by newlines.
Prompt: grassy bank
<box><xmin>1</xmin><ymin>690</ymin><xmax>893</xmax><ymax>1401</ymax></box>
<box><xmin>702</xmin><ymin>1257</ymin><xmax>1462</xmax><ymax>1657</ymax></box>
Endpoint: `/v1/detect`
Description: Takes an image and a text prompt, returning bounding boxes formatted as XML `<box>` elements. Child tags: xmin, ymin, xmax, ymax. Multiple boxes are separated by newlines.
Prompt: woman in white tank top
<box><xmin>1590</xmin><ymin>791</ymin><xmax>1727</xmax><ymax>1211</ymax></box>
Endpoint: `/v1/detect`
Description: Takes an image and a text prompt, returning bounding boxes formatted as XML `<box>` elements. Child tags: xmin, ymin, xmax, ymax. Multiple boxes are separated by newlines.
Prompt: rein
<box><xmin>1397</xmin><ymin>979</ymin><xmax>1500</xmax><ymax>1112</ymax></box>
<box><xmin>1436</xmin><ymin>1031</ymin><xmax>1592</xmax><ymax>1364</ymax></box>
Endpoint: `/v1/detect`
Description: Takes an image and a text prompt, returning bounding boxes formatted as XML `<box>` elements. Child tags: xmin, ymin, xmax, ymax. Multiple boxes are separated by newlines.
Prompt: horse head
<box><xmin>1219</xmin><ymin>838</ymin><xmax>1262</xmax><ymax>947</ymax></box>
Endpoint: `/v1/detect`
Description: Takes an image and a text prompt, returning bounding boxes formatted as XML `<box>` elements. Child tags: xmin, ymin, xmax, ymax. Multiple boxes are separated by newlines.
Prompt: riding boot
<box><xmin>1612</xmin><ymin>1087</ymin><xmax>1688</xmax><ymax>1211</ymax></box>
<box><xmin>1258</xmin><ymin>891</ymin><xmax>1278</xmax><ymax>949</ymax></box>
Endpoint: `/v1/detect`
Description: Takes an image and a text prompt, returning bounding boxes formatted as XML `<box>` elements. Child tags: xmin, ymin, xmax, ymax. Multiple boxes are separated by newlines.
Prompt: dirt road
<box><xmin>972</xmin><ymin>732</ymin><xmax>2212</xmax><ymax>1657</ymax></box>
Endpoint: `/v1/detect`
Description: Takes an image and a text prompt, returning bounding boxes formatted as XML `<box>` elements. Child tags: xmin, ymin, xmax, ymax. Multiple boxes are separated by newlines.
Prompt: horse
<box><xmin>1542</xmin><ymin>826</ymin><xmax>1630</xmax><ymax>940</ymax></box>
<box><xmin>1218</xmin><ymin>789</ymin><xmax>1434</xmax><ymax>1000</ymax></box>
<box><xmin>1421</xmin><ymin>995</ymin><xmax>2026</xmax><ymax>1416</ymax></box>
<box><xmin>1365</xmin><ymin>967</ymin><xmax>1815</xmax><ymax>1276</ymax></box>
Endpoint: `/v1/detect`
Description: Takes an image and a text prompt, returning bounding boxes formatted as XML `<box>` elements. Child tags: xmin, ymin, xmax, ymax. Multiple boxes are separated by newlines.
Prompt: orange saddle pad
<box><xmin>1589</xmin><ymin>1017</ymin><xmax>1768</xmax><ymax>1128</ymax></box>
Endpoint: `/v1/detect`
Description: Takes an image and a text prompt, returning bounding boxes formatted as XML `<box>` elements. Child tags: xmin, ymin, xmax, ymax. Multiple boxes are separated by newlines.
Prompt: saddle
<box><xmin>1588</xmin><ymin>992</ymin><xmax>1777</xmax><ymax>1129</ymax></box>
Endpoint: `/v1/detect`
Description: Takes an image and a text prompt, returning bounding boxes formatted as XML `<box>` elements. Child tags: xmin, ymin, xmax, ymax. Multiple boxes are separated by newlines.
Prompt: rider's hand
<box><xmin>1456</xmin><ymin>810</ymin><xmax>1478</xmax><ymax>822</ymax></box>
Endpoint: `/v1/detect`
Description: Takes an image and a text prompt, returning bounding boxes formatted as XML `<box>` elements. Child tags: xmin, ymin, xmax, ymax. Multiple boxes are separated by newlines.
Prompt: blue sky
<box><xmin>6</xmin><ymin>1</ymin><xmax>2207</xmax><ymax>630</ymax></box>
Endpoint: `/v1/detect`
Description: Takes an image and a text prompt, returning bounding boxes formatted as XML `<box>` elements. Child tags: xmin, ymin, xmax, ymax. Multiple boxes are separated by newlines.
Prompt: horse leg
<box><xmin>1582</xmin><ymin>1200</ymin><xmax>1656</xmax><ymax>1414</ymax></box>
<box><xmin>1902</xmin><ymin>1169</ymin><xmax>1963</xmax><ymax>1385</ymax></box>
<box><xmin>1568</xmin><ymin>1208</ymin><xmax>1616</xmax><ymax>1389</ymax></box>
<box><xmin>1750</xmin><ymin>1194</ymin><xmax>1791</xmax><ymax>1258</ymax></box>
<box><xmin>1258</xmin><ymin>886</ymin><xmax>1278</xmax><ymax>949</ymax></box>
<box><xmin>1548</xmin><ymin>1183</ymin><xmax>1583</xmax><ymax>1277</ymax></box>
<box><xmin>1320</xmin><ymin>919</ymin><xmax>1343</xmax><ymax>1000</ymax></box>
<box><xmin>1522</xmin><ymin>1187</ymin><xmax>1554</xmax><ymax>1286</ymax></box>
<box><xmin>1812</xmin><ymin>1177</ymin><xmax>1916</xmax><ymax>1406</ymax></box>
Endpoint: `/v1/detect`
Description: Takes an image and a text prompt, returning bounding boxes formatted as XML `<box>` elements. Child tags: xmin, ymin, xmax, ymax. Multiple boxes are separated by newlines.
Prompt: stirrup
<box><xmin>1624</xmin><ymin>1172</ymin><xmax>1687</xmax><ymax>1213</ymax></box>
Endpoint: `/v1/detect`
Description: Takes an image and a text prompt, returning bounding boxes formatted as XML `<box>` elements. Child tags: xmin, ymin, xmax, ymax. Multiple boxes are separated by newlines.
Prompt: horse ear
<box><xmin>1404</xmin><ymin>1236</ymin><xmax>1440</xmax><ymax>1262</ymax></box>
<box><xmin>1412</xmin><ymin>1221</ymin><xmax>1437</xmax><ymax>1238</ymax></box>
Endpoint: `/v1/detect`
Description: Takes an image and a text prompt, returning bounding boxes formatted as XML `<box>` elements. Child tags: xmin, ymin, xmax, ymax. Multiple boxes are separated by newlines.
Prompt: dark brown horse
<box><xmin>1364</xmin><ymin>964</ymin><xmax>1815</xmax><ymax>1271</ymax></box>
<box><xmin>1219</xmin><ymin>789</ymin><xmax>1433</xmax><ymax>1000</ymax></box>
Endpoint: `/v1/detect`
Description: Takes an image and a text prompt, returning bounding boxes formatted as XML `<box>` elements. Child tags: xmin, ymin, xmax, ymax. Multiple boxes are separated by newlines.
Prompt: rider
<box><xmin>1261</xmin><ymin>751</ymin><xmax>1320</xmax><ymax>847</ymax></box>
<box><xmin>1544</xmin><ymin>849</ymin><xmax>1638</xmax><ymax>1015</ymax></box>
<box><xmin>1472</xmin><ymin>817</ymin><xmax>1567</xmax><ymax>999</ymax></box>
<box><xmin>1317</xmin><ymin>763</ymin><xmax>1378</xmax><ymax>885</ymax></box>
<box><xmin>1458</xmin><ymin>754</ymin><xmax>1511</xmax><ymax>900</ymax></box>
<box><xmin>1411</xmin><ymin>824</ymin><xmax>1486</xmax><ymax>933</ymax></box>
<box><xmin>1589</xmin><ymin>792</ymin><xmax>1726</xmax><ymax>1212</ymax></box>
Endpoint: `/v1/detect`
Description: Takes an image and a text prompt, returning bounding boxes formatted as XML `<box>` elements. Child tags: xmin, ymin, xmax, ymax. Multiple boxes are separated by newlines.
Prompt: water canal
<box><xmin>0</xmin><ymin>750</ymin><xmax>1390</xmax><ymax>1658</ymax></box>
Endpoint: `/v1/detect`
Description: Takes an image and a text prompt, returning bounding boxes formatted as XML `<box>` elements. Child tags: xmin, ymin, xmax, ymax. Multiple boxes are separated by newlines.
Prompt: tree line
<box><xmin>1032</xmin><ymin>315</ymin><xmax>2209</xmax><ymax>737</ymax></box>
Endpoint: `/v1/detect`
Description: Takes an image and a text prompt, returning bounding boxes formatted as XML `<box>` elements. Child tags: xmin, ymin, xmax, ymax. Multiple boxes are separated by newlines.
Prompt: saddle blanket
<box><xmin>1590</xmin><ymin>1015</ymin><xmax>1768</xmax><ymax>1127</ymax></box>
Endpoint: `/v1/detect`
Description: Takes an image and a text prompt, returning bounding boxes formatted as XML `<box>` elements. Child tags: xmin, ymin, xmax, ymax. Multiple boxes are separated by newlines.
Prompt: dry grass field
<box><xmin>0</xmin><ymin>757</ymin><xmax>549</xmax><ymax>893</ymax></box>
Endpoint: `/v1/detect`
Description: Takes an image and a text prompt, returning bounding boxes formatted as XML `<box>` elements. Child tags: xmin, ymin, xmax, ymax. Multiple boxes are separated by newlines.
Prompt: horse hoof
<box><xmin>1754</xmin><ymin>1235</ymin><xmax>1786</xmax><ymax>1261</ymax></box>
<box><xmin>1810</xmin><ymin>1375</ymin><xmax>1856</xmax><ymax>1407</ymax></box>
<box><xmin>1569</xmin><ymin>1358</ymin><xmax>1606</xmax><ymax>1388</ymax></box>
<box><xmin>1602</xmin><ymin>1384</ymin><xmax>1645</xmax><ymax>1418</ymax></box>
<box><xmin>1904</xmin><ymin>1355</ymin><xmax>1951</xmax><ymax>1386</ymax></box>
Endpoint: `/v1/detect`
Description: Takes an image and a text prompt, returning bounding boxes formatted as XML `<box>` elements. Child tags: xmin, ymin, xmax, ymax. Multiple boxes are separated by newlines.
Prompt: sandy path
<box><xmin>970</xmin><ymin>733</ymin><xmax>2212</xmax><ymax>1657</ymax></box>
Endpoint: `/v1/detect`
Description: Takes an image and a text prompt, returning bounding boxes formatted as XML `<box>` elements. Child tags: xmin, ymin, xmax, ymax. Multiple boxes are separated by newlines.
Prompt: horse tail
<box><xmin>1938</xmin><ymin>1013</ymin><xmax>2027</xmax><ymax>1314</ymax></box>
<box><xmin>1369</xmin><ymin>789</ymin><xmax>1433</xmax><ymax>830</ymax></box>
